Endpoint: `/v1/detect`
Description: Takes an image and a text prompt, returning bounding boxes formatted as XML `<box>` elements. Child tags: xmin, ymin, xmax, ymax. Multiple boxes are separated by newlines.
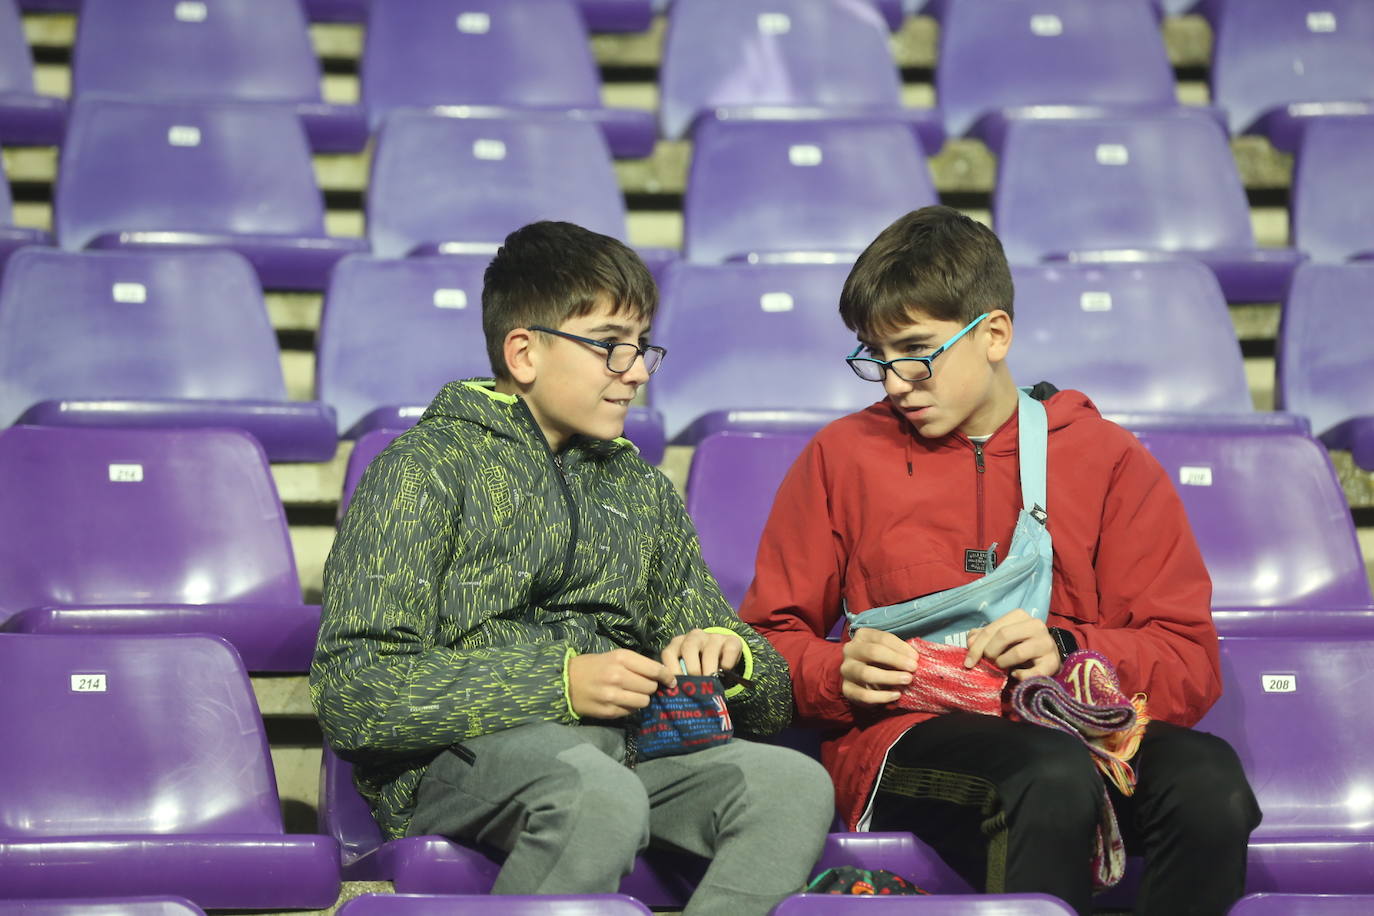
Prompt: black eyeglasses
<box><xmin>527</xmin><ymin>325</ymin><xmax>667</xmax><ymax>375</ymax></box>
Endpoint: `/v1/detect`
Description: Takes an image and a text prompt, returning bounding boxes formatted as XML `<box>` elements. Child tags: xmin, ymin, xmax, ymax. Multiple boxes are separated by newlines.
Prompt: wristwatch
<box><xmin>1048</xmin><ymin>626</ymin><xmax>1079</xmax><ymax>662</ymax></box>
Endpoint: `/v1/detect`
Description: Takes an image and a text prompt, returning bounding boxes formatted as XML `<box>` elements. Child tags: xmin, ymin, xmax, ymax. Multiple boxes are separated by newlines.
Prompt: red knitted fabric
<box><xmin>892</xmin><ymin>638</ymin><xmax>1007</xmax><ymax>716</ymax></box>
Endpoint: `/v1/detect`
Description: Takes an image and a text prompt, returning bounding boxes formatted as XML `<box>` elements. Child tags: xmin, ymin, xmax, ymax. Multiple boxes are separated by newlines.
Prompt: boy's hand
<box><xmin>963</xmin><ymin>609</ymin><xmax>1060</xmax><ymax>680</ymax></box>
<box><xmin>660</xmin><ymin>628</ymin><xmax>743</xmax><ymax>677</ymax></box>
<box><xmin>840</xmin><ymin>628</ymin><xmax>918</xmax><ymax>706</ymax></box>
<box><xmin>568</xmin><ymin>648</ymin><xmax>676</xmax><ymax>719</ymax></box>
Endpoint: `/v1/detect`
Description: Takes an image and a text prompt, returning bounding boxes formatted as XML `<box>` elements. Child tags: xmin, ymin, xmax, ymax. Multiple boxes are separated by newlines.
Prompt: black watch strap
<box><xmin>1048</xmin><ymin>626</ymin><xmax>1078</xmax><ymax>661</ymax></box>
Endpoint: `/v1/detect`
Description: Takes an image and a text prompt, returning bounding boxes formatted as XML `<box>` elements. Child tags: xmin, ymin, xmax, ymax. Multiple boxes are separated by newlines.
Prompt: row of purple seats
<box><xmin>6</xmin><ymin>245</ymin><xmax>1366</xmax><ymax>471</ymax></box>
<box><xmin>686</xmin><ymin>423</ymin><xmax>1373</xmax><ymax>617</ymax></box>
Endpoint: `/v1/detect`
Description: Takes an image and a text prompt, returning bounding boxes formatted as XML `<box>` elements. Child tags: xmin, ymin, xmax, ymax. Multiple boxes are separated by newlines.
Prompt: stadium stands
<box><xmin>0</xmin><ymin>0</ymin><xmax>64</xmax><ymax>143</ymax></box>
<box><xmin>336</xmin><ymin>895</ymin><xmax>653</xmax><ymax>915</ymax></box>
<box><xmin>0</xmin><ymin>154</ymin><xmax>52</xmax><ymax>269</ymax></box>
<box><xmin>1290</xmin><ymin>116</ymin><xmax>1374</xmax><ymax>264</ymax></box>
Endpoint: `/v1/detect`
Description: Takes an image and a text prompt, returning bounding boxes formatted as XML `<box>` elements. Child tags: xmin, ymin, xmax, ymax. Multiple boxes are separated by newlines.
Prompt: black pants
<box><xmin>868</xmin><ymin>715</ymin><xmax>1261</xmax><ymax>916</ymax></box>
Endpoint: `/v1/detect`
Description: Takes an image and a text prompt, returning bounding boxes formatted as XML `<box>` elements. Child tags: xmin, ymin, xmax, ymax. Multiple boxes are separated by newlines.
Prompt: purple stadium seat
<box><xmin>0</xmin><ymin>633</ymin><xmax>340</xmax><ymax>907</ymax></box>
<box><xmin>1007</xmin><ymin>262</ymin><xmax>1254</xmax><ymax>414</ymax></box>
<box><xmin>686</xmin><ymin>431</ymin><xmax>814</xmax><ymax>608</ymax></box>
<box><xmin>0</xmin><ymin>0</ymin><xmax>66</xmax><ymax>144</ymax></box>
<box><xmin>367</xmin><ymin>110</ymin><xmax>673</xmax><ymax>277</ymax></box>
<box><xmin>0</xmin><ymin>900</ymin><xmax>206</xmax><ymax>916</ymax></box>
<box><xmin>361</xmin><ymin>0</ymin><xmax>653</xmax><ymax>157</ymax></box>
<box><xmin>0</xmin><ymin>247</ymin><xmax>337</xmax><ymax>462</ymax></box>
<box><xmin>1197</xmin><ymin>636</ymin><xmax>1374</xmax><ymax>893</ymax></box>
<box><xmin>320</xmin><ymin>745</ymin><xmax>933</xmax><ymax>904</ymax></box>
<box><xmin>937</xmin><ymin>0</ymin><xmax>1200</xmax><ymax>150</ymax></box>
<box><xmin>1290</xmin><ymin>116</ymin><xmax>1374</xmax><ymax>263</ymax></box>
<box><xmin>1230</xmin><ymin>895</ymin><xmax>1374</xmax><ymax>915</ymax></box>
<box><xmin>0</xmin><ymin>156</ymin><xmax>52</xmax><ymax>269</ymax></box>
<box><xmin>0</xmin><ymin>426</ymin><xmax>322</xmax><ymax>671</ymax></box>
<box><xmin>318</xmin><ymin>255</ymin><xmax>493</xmax><ymax>438</ymax></box>
<box><xmin>1210</xmin><ymin>0</ymin><xmax>1374</xmax><ymax>152</ymax></box>
<box><xmin>336</xmin><ymin>894</ymin><xmax>653</xmax><ymax>915</ymax></box>
<box><xmin>682</xmin><ymin>115</ymin><xmax>938</xmax><ymax>265</ymax></box>
<box><xmin>994</xmin><ymin>114</ymin><xmax>1305</xmax><ymax>303</ymax></box>
<box><xmin>1276</xmin><ymin>263</ymin><xmax>1374</xmax><ymax>470</ymax></box>
<box><xmin>70</xmin><ymin>0</ymin><xmax>367</xmax><ymax>152</ymax></box>
<box><xmin>658</xmin><ymin>0</ymin><xmax>942</xmax><ymax>152</ymax></box>
<box><xmin>308</xmin><ymin>0</ymin><xmax>653</xmax><ymax>30</ymax></box>
<box><xmin>653</xmin><ymin>262</ymin><xmax>876</xmax><ymax>443</ymax></box>
<box><xmin>54</xmin><ymin>97</ymin><xmax>367</xmax><ymax>291</ymax></box>
<box><xmin>771</xmin><ymin>895</ymin><xmax>1076</xmax><ymax>915</ymax></box>
<box><xmin>1131</xmin><ymin>425</ymin><xmax>1374</xmax><ymax>613</ymax></box>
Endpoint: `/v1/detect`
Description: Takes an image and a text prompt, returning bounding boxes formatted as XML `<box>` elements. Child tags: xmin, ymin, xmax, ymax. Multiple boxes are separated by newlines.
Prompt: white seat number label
<box><xmin>760</xmin><ymin>292</ymin><xmax>794</xmax><ymax>312</ymax></box>
<box><xmin>112</xmin><ymin>282</ymin><xmax>147</xmax><ymax>303</ymax></box>
<box><xmin>168</xmin><ymin>125</ymin><xmax>201</xmax><ymax>147</ymax></box>
<box><xmin>473</xmin><ymin>139</ymin><xmax>506</xmax><ymax>161</ymax></box>
<box><xmin>109</xmin><ymin>464</ymin><xmax>144</xmax><ymax>483</ymax></box>
<box><xmin>433</xmin><ymin>288</ymin><xmax>468</xmax><ymax>309</ymax></box>
<box><xmin>1179</xmin><ymin>466</ymin><xmax>1212</xmax><ymax>486</ymax></box>
<box><xmin>1096</xmin><ymin>144</ymin><xmax>1129</xmax><ymax>166</ymax></box>
<box><xmin>1080</xmin><ymin>291</ymin><xmax>1112</xmax><ymax>312</ymax></box>
<box><xmin>72</xmin><ymin>674</ymin><xmax>107</xmax><ymax>692</ymax></box>
<box><xmin>1307</xmin><ymin>12</ymin><xmax>1337</xmax><ymax>32</ymax></box>
<box><xmin>788</xmin><ymin>144</ymin><xmax>823</xmax><ymax>166</ymax></box>
<box><xmin>174</xmin><ymin>1</ymin><xmax>207</xmax><ymax>22</ymax></box>
<box><xmin>1262</xmin><ymin>674</ymin><xmax>1297</xmax><ymax>693</ymax></box>
<box><xmin>1030</xmin><ymin>14</ymin><xmax>1063</xmax><ymax>36</ymax></box>
<box><xmin>457</xmin><ymin>12</ymin><xmax>491</xmax><ymax>33</ymax></box>
<box><xmin>758</xmin><ymin>13</ymin><xmax>791</xmax><ymax>34</ymax></box>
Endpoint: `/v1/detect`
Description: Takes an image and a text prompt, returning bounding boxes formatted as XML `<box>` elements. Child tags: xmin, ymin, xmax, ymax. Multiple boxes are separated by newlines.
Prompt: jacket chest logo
<box><xmin>481</xmin><ymin>465</ymin><xmax>513</xmax><ymax>525</ymax></box>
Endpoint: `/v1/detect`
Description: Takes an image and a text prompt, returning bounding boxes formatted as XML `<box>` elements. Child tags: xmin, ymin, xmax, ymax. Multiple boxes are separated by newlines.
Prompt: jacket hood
<box><xmin>418</xmin><ymin>378</ymin><xmax>635</xmax><ymax>458</ymax></box>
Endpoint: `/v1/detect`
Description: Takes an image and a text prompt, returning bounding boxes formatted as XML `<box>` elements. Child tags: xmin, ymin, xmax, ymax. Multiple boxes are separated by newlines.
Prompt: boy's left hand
<box><xmin>662</xmin><ymin>628</ymin><xmax>743</xmax><ymax>677</ymax></box>
<box><xmin>963</xmin><ymin>609</ymin><xmax>1061</xmax><ymax>680</ymax></box>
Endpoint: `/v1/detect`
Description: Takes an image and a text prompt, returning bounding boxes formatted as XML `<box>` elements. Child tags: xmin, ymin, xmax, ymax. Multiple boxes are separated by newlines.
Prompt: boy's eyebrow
<box><xmin>861</xmin><ymin>331</ymin><xmax>936</xmax><ymax>350</ymax></box>
<box><xmin>586</xmin><ymin>322</ymin><xmax>650</xmax><ymax>338</ymax></box>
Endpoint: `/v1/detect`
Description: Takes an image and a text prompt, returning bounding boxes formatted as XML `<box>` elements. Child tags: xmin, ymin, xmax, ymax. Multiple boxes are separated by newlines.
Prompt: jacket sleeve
<box><xmin>738</xmin><ymin>439</ymin><xmax>854</xmax><ymax>729</ymax></box>
<box><xmin>640</xmin><ymin>471</ymin><xmax>794</xmax><ymax>737</ymax></box>
<box><xmin>1057</xmin><ymin>436</ymin><xmax>1222</xmax><ymax>727</ymax></box>
<box><xmin>310</xmin><ymin>450</ymin><xmax>579</xmax><ymax>763</ymax></box>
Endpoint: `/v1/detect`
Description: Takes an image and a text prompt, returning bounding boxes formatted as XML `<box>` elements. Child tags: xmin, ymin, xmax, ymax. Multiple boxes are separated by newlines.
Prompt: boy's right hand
<box><xmin>840</xmin><ymin>628</ymin><xmax>918</xmax><ymax>706</ymax></box>
<box><xmin>568</xmin><ymin>648</ymin><xmax>677</xmax><ymax>719</ymax></box>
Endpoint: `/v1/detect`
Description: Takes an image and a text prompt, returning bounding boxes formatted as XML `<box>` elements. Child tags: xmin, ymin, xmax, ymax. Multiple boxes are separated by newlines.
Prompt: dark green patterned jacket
<box><xmin>311</xmin><ymin>379</ymin><xmax>794</xmax><ymax>839</ymax></box>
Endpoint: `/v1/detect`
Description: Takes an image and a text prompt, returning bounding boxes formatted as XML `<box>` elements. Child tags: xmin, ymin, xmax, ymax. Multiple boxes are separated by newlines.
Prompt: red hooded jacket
<box><xmin>739</xmin><ymin>388</ymin><xmax>1221</xmax><ymax>828</ymax></box>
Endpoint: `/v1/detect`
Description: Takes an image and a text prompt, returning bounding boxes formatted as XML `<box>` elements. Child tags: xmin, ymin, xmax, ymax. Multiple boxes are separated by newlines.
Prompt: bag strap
<box><xmin>1016</xmin><ymin>388</ymin><xmax>1048</xmax><ymax>514</ymax></box>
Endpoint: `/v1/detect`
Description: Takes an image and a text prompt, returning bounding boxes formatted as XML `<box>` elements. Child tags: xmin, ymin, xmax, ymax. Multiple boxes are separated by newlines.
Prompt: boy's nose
<box><xmin>882</xmin><ymin>369</ymin><xmax>915</xmax><ymax>398</ymax></box>
<box><xmin>620</xmin><ymin>353</ymin><xmax>652</xmax><ymax>385</ymax></box>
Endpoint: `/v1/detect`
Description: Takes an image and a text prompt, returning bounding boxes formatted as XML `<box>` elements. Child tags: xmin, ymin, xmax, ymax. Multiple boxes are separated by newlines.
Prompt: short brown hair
<box><xmin>839</xmin><ymin>206</ymin><xmax>1014</xmax><ymax>341</ymax></box>
<box><xmin>481</xmin><ymin>221</ymin><xmax>657</xmax><ymax>380</ymax></box>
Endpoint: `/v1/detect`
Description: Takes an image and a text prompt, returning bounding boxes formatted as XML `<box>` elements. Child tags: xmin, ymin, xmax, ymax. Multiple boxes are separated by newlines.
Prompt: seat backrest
<box><xmin>1200</xmin><ymin>636</ymin><xmax>1374</xmax><ymax>841</ymax></box>
<box><xmin>937</xmin><ymin>0</ymin><xmax>1175</xmax><ymax>137</ymax></box>
<box><xmin>1211</xmin><ymin>0</ymin><xmax>1374</xmax><ymax>135</ymax></box>
<box><xmin>339</xmin><ymin>427</ymin><xmax>404</xmax><ymax>516</ymax></box>
<box><xmin>0</xmin><ymin>633</ymin><xmax>284</xmax><ymax>838</ymax></box>
<box><xmin>318</xmin><ymin>745</ymin><xmax>386</xmax><ymax>865</ymax></box>
<box><xmin>659</xmin><ymin>0</ymin><xmax>903</xmax><ymax>139</ymax></box>
<box><xmin>994</xmin><ymin>115</ymin><xmax>1255</xmax><ymax>263</ymax></box>
<box><xmin>362</xmin><ymin>0</ymin><xmax>603</xmax><ymax>127</ymax></box>
<box><xmin>682</xmin><ymin>116</ymin><xmax>937</xmax><ymax>264</ymax></box>
<box><xmin>55</xmin><ymin>97</ymin><xmax>326</xmax><ymax>250</ymax></box>
<box><xmin>1131</xmin><ymin>427</ymin><xmax>1373</xmax><ymax>609</ymax></box>
<box><xmin>1008</xmin><ymin>261</ymin><xmax>1253</xmax><ymax>413</ymax></box>
<box><xmin>0</xmin><ymin>248</ymin><xmax>288</xmax><ymax>428</ymax></box>
<box><xmin>0</xmin><ymin>899</ymin><xmax>206</xmax><ymax>916</ymax></box>
<box><xmin>318</xmin><ymin>255</ymin><xmax>492</xmax><ymax>436</ymax></box>
<box><xmin>686</xmin><ymin>431</ymin><xmax>815</xmax><ymax>608</ymax></box>
<box><xmin>1228</xmin><ymin>894</ymin><xmax>1374</xmax><ymax>916</ymax></box>
<box><xmin>652</xmin><ymin>262</ymin><xmax>874</xmax><ymax>442</ymax></box>
<box><xmin>1290</xmin><ymin>116</ymin><xmax>1374</xmax><ymax>263</ymax></box>
<box><xmin>337</xmin><ymin>893</ymin><xmax>654</xmax><ymax>915</ymax></box>
<box><xmin>1276</xmin><ymin>263</ymin><xmax>1374</xmax><ymax>437</ymax></box>
<box><xmin>0</xmin><ymin>426</ymin><xmax>302</xmax><ymax>624</ymax></box>
<box><xmin>367</xmin><ymin>110</ymin><xmax>626</xmax><ymax>259</ymax></box>
<box><xmin>0</xmin><ymin>0</ymin><xmax>37</xmax><ymax>95</ymax></box>
<box><xmin>71</xmin><ymin>0</ymin><xmax>324</xmax><ymax>104</ymax></box>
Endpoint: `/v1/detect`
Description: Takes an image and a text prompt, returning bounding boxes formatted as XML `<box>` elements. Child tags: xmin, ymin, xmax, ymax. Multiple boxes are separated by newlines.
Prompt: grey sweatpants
<box><xmin>406</xmin><ymin>722</ymin><xmax>835</xmax><ymax>916</ymax></box>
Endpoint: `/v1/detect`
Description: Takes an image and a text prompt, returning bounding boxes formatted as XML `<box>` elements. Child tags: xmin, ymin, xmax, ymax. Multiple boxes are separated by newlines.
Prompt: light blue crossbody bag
<box><xmin>845</xmin><ymin>389</ymin><xmax>1053</xmax><ymax>647</ymax></box>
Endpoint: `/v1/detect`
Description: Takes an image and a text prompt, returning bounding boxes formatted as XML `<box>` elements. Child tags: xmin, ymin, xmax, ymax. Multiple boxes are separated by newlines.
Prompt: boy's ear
<box><xmin>503</xmin><ymin>328</ymin><xmax>538</xmax><ymax>385</ymax></box>
<box><xmin>983</xmin><ymin>309</ymin><xmax>1013</xmax><ymax>364</ymax></box>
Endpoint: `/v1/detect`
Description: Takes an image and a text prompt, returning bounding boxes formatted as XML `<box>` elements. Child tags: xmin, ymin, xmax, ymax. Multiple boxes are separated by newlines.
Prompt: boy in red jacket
<box><xmin>739</xmin><ymin>207</ymin><xmax>1260</xmax><ymax>915</ymax></box>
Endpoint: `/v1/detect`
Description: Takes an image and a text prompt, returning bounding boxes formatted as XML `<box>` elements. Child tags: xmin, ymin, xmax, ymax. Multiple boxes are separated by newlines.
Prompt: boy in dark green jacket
<box><xmin>310</xmin><ymin>221</ymin><xmax>833</xmax><ymax>915</ymax></box>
